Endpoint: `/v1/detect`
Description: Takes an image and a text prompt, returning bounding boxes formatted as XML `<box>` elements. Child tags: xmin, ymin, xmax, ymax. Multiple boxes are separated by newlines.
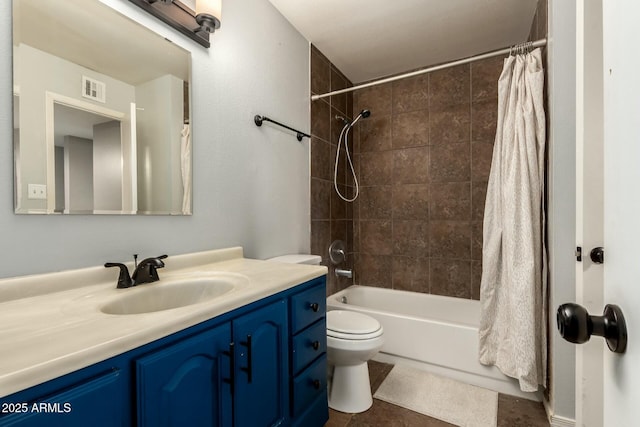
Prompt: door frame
<box><xmin>44</xmin><ymin>91</ymin><xmax>128</xmax><ymax>213</ymax></box>
<box><xmin>575</xmin><ymin>1</ymin><xmax>605</xmax><ymax>426</ymax></box>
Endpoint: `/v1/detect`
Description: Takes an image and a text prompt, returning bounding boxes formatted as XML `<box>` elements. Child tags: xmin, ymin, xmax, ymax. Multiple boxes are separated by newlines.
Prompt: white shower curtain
<box><xmin>478</xmin><ymin>48</ymin><xmax>547</xmax><ymax>392</ymax></box>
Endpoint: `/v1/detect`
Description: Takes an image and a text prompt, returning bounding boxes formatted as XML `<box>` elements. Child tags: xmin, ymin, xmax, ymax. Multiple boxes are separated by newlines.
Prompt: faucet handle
<box><xmin>104</xmin><ymin>262</ymin><xmax>133</xmax><ymax>289</ymax></box>
<box><xmin>149</xmin><ymin>255</ymin><xmax>168</xmax><ymax>280</ymax></box>
<box><xmin>132</xmin><ymin>255</ymin><xmax>168</xmax><ymax>285</ymax></box>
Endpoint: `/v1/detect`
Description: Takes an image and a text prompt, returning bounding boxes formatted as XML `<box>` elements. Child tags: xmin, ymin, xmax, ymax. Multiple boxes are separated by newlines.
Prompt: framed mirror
<box><xmin>13</xmin><ymin>0</ymin><xmax>192</xmax><ymax>215</ymax></box>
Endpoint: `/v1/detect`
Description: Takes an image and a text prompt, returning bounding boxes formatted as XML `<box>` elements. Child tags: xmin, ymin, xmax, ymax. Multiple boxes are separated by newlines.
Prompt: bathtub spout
<box><xmin>335</xmin><ymin>269</ymin><xmax>353</xmax><ymax>279</ymax></box>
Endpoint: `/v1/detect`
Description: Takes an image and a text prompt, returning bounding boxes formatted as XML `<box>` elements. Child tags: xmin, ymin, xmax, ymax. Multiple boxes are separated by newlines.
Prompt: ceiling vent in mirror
<box><xmin>82</xmin><ymin>76</ymin><xmax>106</xmax><ymax>103</ymax></box>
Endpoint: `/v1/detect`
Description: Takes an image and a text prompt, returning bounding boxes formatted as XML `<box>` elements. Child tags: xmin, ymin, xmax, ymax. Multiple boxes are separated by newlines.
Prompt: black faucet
<box><xmin>131</xmin><ymin>255</ymin><xmax>168</xmax><ymax>285</ymax></box>
<box><xmin>105</xmin><ymin>255</ymin><xmax>168</xmax><ymax>288</ymax></box>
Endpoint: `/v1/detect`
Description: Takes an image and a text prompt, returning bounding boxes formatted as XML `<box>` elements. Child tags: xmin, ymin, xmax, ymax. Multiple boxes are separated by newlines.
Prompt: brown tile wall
<box><xmin>351</xmin><ymin>55</ymin><xmax>505</xmax><ymax>300</ymax></box>
<box><xmin>311</xmin><ymin>0</ymin><xmax>548</xmax><ymax>301</ymax></box>
<box><xmin>310</xmin><ymin>45</ymin><xmax>355</xmax><ymax>296</ymax></box>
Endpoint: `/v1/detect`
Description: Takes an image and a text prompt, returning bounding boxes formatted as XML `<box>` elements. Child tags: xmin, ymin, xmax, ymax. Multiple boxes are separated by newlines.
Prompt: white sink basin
<box><xmin>100</xmin><ymin>275</ymin><xmax>246</xmax><ymax>315</ymax></box>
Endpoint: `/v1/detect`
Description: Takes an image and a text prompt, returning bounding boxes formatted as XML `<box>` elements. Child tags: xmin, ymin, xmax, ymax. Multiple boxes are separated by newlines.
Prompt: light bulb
<box><xmin>195</xmin><ymin>0</ymin><xmax>221</xmax><ymax>33</ymax></box>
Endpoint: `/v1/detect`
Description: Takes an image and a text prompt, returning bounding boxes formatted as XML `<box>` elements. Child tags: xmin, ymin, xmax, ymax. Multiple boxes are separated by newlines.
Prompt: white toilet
<box><xmin>266</xmin><ymin>253</ymin><xmax>384</xmax><ymax>414</ymax></box>
<box><xmin>326</xmin><ymin>310</ymin><xmax>383</xmax><ymax>413</ymax></box>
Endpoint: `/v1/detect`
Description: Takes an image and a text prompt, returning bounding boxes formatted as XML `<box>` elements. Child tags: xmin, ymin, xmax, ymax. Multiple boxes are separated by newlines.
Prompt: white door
<box><xmin>601</xmin><ymin>0</ymin><xmax>640</xmax><ymax>424</ymax></box>
<box><xmin>574</xmin><ymin>0</ymin><xmax>639</xmax><ymax>425</ymax></box>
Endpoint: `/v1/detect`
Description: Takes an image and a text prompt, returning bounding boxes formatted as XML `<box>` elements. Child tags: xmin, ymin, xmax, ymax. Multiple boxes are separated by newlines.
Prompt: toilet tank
<box><xmin>267</xmin><ymin>254</ymin><xmax>322</xmax><ymax>265</ymax></box>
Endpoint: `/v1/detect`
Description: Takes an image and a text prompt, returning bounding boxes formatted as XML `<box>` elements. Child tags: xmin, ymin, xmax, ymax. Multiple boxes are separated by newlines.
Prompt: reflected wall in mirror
<box><xmin>13</xmin><ymin>0</ymin><xmax>192</xmax><ymax>215</ymax></box>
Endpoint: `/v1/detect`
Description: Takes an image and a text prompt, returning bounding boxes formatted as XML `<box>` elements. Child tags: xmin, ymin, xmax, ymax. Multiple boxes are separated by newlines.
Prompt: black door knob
<box><xmin>557</xmin><ymin>303</ymin><xmax>627</xmax><ymax>353</ymax></box>
<box><xmin>590</xmin><ymin>247</ymin><xmax>604</xmax><ymax>264</ymax></box>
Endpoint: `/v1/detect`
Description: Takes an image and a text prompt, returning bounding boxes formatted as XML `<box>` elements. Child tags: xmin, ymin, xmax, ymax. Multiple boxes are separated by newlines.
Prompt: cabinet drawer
<box><xmin>292</xmin><ymin>354</ymin><xmax>327</xmax><ymax>417</ymax></box>
<box><xmin>292</xmin><ymin>319</ymin><xmax>326</xmax><ymax>375</ymax></box>
<box><xmin>291</xmin><ymin>284</ymin><xmax>326</xmax><ymax>334</ymax></box>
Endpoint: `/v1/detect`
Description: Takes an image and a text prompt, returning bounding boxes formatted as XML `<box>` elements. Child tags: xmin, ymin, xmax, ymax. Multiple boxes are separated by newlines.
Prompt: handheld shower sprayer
<box><xmin>334</xmin><ymin>108</ymin><xmax>371</xmax><ymax>202</ymax></box>
<box><xmin>349</xmin><ymin>109</ymin><xmax>370</xmax><ymax>127</ymax></box>
<box><xmin>335</xmin><ymin>110</ymin><xmax>370</xmax><ymax>127</ymax></box>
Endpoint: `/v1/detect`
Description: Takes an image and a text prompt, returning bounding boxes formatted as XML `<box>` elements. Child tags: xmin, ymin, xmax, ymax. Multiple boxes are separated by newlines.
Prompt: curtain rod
<box><xmin>311</xmin><ymin>38</ymin><xmax>547</xmax><ymax>101</ymax></box>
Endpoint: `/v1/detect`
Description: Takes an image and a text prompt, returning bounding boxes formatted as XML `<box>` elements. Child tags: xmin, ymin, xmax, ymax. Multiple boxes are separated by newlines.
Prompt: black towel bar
<box><xmin>254</xmin><ymin>115</ymin><xmax>310</xmax><ymax>141</ymax></box>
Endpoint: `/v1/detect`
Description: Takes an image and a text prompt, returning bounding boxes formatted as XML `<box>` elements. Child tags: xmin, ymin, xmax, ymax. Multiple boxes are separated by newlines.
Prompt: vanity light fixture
<box><xmin>129</xmin><ymin>0</ymin><xmax>218</xmax><ymax>48</ymax></box>
<box><xmin>196</xmin><ymin>0</ymin><xmax>222</xmax><ymax>33</ymax></box>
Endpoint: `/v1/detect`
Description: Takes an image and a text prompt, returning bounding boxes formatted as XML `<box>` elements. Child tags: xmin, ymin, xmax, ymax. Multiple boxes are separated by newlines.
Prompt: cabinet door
<box><xmin>0</xmin><ymin>369</ymin><xmax>125</xmax><ymax>427</ymax></box>
<box><xmin>233</xmin><ymin>300</ymin><xmax>288</xmax><ymax>427</ymax></box>
<box><xmin>136</xmin><ymin>323</ymin><xmax>232</xmax><ymax>427</ymax></box>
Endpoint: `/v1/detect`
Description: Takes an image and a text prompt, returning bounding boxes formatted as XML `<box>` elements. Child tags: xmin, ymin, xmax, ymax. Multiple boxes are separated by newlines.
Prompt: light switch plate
<box><xmin>28</xmin><ymin>184</ymin><xmax>47</xmax><ymax>200</ymax></box>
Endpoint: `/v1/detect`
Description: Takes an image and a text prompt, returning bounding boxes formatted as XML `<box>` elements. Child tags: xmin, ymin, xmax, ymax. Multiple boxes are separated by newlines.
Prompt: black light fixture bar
<box><xmin>128</xmin><ymin>0</ymin><xmax>210</xmax><ymax>48</ymax></box>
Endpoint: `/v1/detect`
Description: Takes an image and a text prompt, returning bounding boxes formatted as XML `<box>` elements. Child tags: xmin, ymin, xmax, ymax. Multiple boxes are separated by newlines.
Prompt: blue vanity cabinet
<box><xmin>232</xmin><ymin>300</ymin><xmax>289</xmax><ymax>427</ymax></box>
<box><xmin>0</xmin><ymin>276</ymin><xmax>328</xmax><ymax>427</ymax></box>
<box><xmin>134</xmin><ymin>299</ymin><xmax>289</xmax><ymax>427</ymax></box>
<box><xmin>136</xmin><ymin>323</ymin><xmax>233</xmax><ymax>427</ymax></box>
<box><xmin>289</xmin><ymin>281</ymin><xmax>329</xmax><ymax>427</ymax></box>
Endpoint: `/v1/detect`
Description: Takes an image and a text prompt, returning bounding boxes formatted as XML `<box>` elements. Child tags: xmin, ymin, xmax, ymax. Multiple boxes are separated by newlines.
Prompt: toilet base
<box><xmin>328</xmin><ymin>362</ymin><xmax>373</xmax><ymax>413</ymax></box>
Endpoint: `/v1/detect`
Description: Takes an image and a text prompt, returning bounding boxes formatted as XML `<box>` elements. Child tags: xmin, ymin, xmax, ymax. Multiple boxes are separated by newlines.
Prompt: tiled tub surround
<box><xmin>351</xmin><ymin>56</ymin><xmax>505</xmax><ymax>300</ymax></box>
<box><xmin>310</xmin><ymin>45</ymin><xmax>356</xmax><ymax>296</ymax></box>
<box><xmin>0</xmin><ymin>247</ymin><xmax>326</xmax><ymax>397</ymax></box>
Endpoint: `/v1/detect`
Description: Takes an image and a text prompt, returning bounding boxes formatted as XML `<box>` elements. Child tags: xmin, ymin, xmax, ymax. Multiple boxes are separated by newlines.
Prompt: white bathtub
<box><xmin>327</xmin><ymin>285</ymin><xmax>540</xmax><ymax>400</ymax></box>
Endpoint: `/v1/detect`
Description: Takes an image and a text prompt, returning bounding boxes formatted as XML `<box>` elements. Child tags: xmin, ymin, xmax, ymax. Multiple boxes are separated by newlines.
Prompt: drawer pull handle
<box><xmin>310</xmin><ymin>302</ymin><xmax>319</xmax><ymax>312</ymax></box>
<box><xmin>222</xmin><ymin>342</ymin><xmax>235</xmax><ymax>394</ymax></box>
<box><xmin>312</xmin><ymin>340</ymin><xmax>320</xmax><ymax>351</ymax></box>
<box><xmin>313</xmin><ymin>379</ymin><xmax>321</xmax><ymax>390</ymax></box>
<box><xmin>240</xmin><ymin>335</ymin><xmax>253</xmax><ymax>383</ymax></box>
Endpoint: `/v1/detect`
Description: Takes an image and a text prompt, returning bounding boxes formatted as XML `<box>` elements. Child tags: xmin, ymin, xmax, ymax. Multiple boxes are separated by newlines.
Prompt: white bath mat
<box><xmin>373</xmin><ymin>364</ymin><xmax>498</xmax><ymax>427</ymax></box>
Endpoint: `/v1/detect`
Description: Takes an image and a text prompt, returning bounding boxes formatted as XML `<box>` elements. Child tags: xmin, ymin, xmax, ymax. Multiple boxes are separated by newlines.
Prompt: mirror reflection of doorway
<box><xmin>53</xmin><ymin>103</ymin><xmax>123</xmax><ymax>213</ymax></box>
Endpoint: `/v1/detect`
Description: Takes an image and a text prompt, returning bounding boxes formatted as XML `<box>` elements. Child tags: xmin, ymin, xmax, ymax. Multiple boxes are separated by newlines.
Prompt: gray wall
<box><xmin>64</xmin><ymin>136</ymin><xmax>93</xmax><ymax>212</ymax></box>
<box><xmin>135</xmin><ymin>74</ymin><xmax>183</xmax><ymax>214</ymax></box>
<box><xmin>93</xmin><ymin>120</ymin><xmax>123</xmax><ymax>211</ymax></box>
<box><xmin>0</xmin><ymin>0</ymin><xmax>310</xmax><ymax>278</ymax></box>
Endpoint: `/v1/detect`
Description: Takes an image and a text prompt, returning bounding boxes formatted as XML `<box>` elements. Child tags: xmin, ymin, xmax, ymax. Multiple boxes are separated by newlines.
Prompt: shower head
<box><xmin>336</xmin><ymin>110</ymin><xmax>372</xmax><ymax>129</ymax></box>
<box><xmin>350</xmin><ymin>109</ymin><xmax>372</xmax><ymax>127</ymax></box>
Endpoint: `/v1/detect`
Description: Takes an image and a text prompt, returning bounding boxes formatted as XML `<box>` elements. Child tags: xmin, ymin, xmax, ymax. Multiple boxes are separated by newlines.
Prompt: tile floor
<box><xmin>325</xmin><ymin>361</ymin><xmax>550</xmax><ymax>427</ymax></box>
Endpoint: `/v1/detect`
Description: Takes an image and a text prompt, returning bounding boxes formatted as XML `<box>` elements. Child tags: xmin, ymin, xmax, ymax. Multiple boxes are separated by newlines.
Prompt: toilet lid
<box><xmin>327</xmin><ymin>310</ymin><xmax>383</xmax><ymax>340</ymax></box>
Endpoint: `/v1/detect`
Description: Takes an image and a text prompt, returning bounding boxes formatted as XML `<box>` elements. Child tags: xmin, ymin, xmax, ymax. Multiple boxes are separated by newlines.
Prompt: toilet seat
<box><xmin>327</xmin><ymin>310</ymin><xmax>383</xmax><ymax>340</ymax></box>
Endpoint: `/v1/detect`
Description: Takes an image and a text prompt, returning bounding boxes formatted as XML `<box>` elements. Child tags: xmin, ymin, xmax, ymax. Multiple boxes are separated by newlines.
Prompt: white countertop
<box><xmin>0</xmin><ymin>247</ymin><xmax>327</xmax><ymax>397</ymax></box>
